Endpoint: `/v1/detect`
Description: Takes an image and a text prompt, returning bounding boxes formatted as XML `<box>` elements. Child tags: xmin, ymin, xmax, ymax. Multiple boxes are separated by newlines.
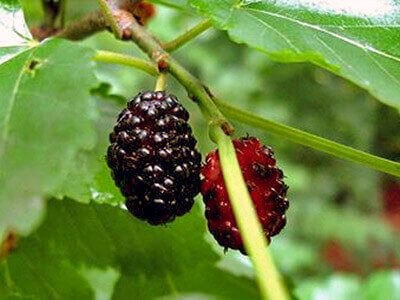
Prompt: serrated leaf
<box><xmin>190</xmin><ymin>0</ymin><xmax>400</xmax><ymax>111</ymax></box>
<box><xmin>0</xmin><ymin>0</ymin><xmax>33</xmax><ymax>63</ymax></box>
<box><xmin>1</xmin><ymin>199</ymin><xmax>259</xmax><ymax>299</ymax></box>
<box><xmin>0</xmin><ymin>38</ymin><xmax>98</xmax><ymax>236</ymax></box>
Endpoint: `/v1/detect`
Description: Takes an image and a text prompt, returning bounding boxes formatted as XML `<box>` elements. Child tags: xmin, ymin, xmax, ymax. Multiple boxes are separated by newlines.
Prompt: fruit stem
<box><xmin>210</xmin><ymin>125</ymin><xmax>290</xmax><ymax>300</ymax></box>
<box><xmin>94</xmin><ymin>50</ymin><xmax>159</xmax><ymax>76</ymax></box>
<box><xmin>97</xmin><ymin>0</ymin><xmax>122</xmax><ymax>38</ymax></box>
<box><xmin>162</xmin><ymin>19</ymin><xmax>212</xmax><ymax>52</ymax></box>
<box><xmin>214</xmin><ymin>98</ymin><xmax>400</xmax><ymax>178</ymax></box>
<box><xmin>155</xmin><ymin>73</ymin><xmax>167</xmax><ymax>91</ymax></box>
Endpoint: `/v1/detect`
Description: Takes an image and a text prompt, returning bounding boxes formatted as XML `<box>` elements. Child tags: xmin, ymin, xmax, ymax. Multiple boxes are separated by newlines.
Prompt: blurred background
<box><xmin>22</xmin><ymin>0</ymin><xmax>400</xmax><ymax>294</ymax></box>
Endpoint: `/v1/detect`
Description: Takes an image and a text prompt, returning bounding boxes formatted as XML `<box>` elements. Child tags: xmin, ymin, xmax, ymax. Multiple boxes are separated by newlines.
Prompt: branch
<box><xmin>97</xmin><ymin>0</ymin><xmax>122</xmax><ymax>38</ymax></box>
<box><xmin>52</xmin><ymin>0</ymin><xmax>141</xmax><ymax>41</ymax></box>
<box><xmin>55</xmin><ymin>10</ymin><xmax>107</xmax><ymax>40</ymax></box>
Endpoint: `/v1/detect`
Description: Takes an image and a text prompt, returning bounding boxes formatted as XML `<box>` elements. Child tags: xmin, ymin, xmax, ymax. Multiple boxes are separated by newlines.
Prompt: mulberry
<box><xmin>107</xmin><ymin>91</ymin><xmax>201</xmax><ymax>225</ymax></box>
<box><xmin>201</xmin><ymin>137</ymin><xmax>288</xmax><ymax>254</ymax></box>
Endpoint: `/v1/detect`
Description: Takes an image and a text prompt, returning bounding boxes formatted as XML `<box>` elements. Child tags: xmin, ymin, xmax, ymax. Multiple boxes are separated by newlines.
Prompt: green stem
<box><xmin>127</xmin><ymin>18</ymin><xmax>232</xmax><ymax>132</ymax></box>
<box><xmin>163</xmin><ymin>19</ymin><xmax>212</xmax><ymax>52</ymax></box>
<box><xmin>155</xmin><ymin>73</ymin><xmax>167</xmax><ymax>91</ymax></box>
<box><xmin>210</xmin><ymin>126</ymin><xmax>289</xmax><ymax>300</ymax></box>
<box><xmin>94</xmin><ymin>50</ymin><xmax>159</xmax><ymax>76</ymax></box>
<box><xmin>97</xmin><ymin>0</ymin><xmax>122</xmax><ymax>38</ymax></box>
<box><xmin>214</xmin><ymin>98</ymin><xmax>400</xmax><ymax>177</ymax></box>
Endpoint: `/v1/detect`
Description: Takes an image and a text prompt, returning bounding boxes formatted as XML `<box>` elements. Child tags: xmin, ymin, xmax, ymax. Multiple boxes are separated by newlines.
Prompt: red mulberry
<box><xmin>201</xmin><ymin>137</ymin><xmax>288</xmax><ymax>254</ymax></box>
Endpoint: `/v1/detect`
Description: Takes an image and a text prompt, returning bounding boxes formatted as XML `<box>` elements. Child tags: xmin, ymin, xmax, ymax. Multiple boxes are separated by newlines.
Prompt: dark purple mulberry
<box><xmin>107</xmin><ymin>91</ymin><xmax>201</xmax><ymax>225</ymax></box>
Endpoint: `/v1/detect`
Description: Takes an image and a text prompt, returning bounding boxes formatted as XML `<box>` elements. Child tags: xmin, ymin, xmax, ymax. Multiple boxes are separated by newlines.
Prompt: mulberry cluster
<box><xmin>107</xmin><ymin>91</ymin><xmax>201</xmax><ymax>225</ymax></box>
<box><xmin>201</xmin><ymin>137</ymin><xmax>289</xmax><ymax>254</ymax></box>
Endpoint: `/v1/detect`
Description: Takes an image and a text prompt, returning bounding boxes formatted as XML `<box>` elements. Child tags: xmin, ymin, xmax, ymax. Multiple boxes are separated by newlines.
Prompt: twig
<box><xmin>162</xmin><ymin>19</ymin><xmax>212</xmax><ymax>52</ymax></box>
<box><xmin>97</xmin><ymin>0</ymin><xmax>123</xmax><ymax>38</ymax></box>
<box><xmin>55</xmin><ymin>10</ymin><xmax>106</xmax><ymax>40</ymax></box>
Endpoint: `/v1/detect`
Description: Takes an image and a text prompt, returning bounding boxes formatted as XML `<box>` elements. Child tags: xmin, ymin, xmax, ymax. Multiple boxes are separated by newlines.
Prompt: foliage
<box><xmin>1</xmin><ymin>0</ymin><xmax>400</xmax><ymax>299</ymax></box>
<box><xmin>1</xmin><ymin>198</ymin><xmax>258</xmax><ymax>299</ymax></box>
<box><xmin>191</xmin><ymin>0</ymin><xmax>400</xmax><ymax>111</ymax></box>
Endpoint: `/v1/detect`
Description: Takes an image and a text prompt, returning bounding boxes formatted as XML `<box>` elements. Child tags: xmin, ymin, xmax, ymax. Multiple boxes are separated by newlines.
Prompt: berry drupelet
<box><xmin>201</xmin><ymin>137</ymin><xmax>289</xmax><ymax>254</ymax></box>
<box><xmin>107</xmin><ymin>91</ymin><xmax>201</xmax><ymax>225</ymax></box>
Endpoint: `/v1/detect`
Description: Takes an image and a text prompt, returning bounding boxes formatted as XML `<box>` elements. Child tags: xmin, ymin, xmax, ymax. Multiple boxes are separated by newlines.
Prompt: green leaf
<box><xmin>363</xmin><ymin>271</ymin><xmax>400</xmax><ymax>300</ymax></box>
<box><xmin>190</xmin><ymin>0</ymin><xmax>400</xmax><ymax>111</ymax></box>
<box><xmin>1</xmin><ymin>198</ymin><xmax>259</xmax><ymax>299</ymax></box>
<box><xmin>0</xmin><ymin>38</ymin><xmax>98</xmax><ymax>236</ymax></box>
<box><xmin>113</xmin><ymin>265</ymin><xmax>260</xmax><ymax>299</ymax></box>
<box><xmin>52</xmin><ymin>92</ymin><xmax>124</xmax><ymax>205</ymax></box>
<box><xmin>0</xmin><ymin>0</ymin><xmax>33</xmax><ymax>63</ymax></box>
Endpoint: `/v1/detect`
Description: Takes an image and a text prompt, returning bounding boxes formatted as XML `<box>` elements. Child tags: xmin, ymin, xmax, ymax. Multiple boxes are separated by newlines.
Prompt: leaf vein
<box><xmin>1</xmin><ymin>50</ymin><xmax>34</xmax><ymax>152</ymax></box>
<box><xmin>363</xmin><ymin>48</ymin><xmax>400</xmax><ymax>88</ymax></box>
<box><xmin>320</xmin><ymin>24</ymin><xmax>400</xmax><ymax>29</ymax></box>
<box><xmin>314</xmin><ymin>36</ymin><xmax>364</xmax><ymax>82</ymax></box>
<box><xmin>244</xmin><ymin>10</ymin><xmax>300</xmax><ymax>53</ymax></box>
<box><xmin>19</xmin><ymin>251</ymin><xmax>62</xmax><ymax>300</ymax></box>
<box><xmin>244</xmin><ymin>7</ymin><xmax>400</xmax><ymax>63</ymax></box>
